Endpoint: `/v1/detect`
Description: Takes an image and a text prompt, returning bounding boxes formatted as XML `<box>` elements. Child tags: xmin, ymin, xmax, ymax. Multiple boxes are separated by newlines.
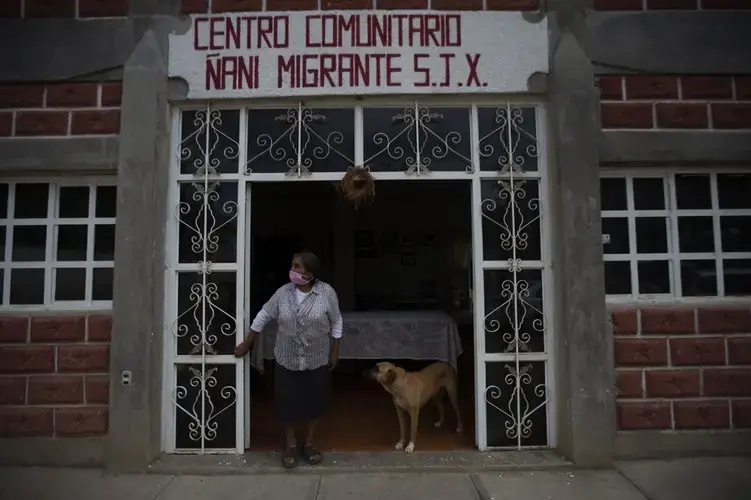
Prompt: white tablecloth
<box><xmin>250</xmin><ymin>310</ymin><xmax>463</xmax><ymax>373</ymax></box>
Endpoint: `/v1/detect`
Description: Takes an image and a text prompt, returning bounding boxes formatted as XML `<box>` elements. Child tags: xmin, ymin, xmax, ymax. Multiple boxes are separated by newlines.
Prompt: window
<box><xmin>601</xmin><ymin>171</ymin><xmax>751</xmax><ymax>299</ymax></box>
<box><xmin>244</xmin><ymin>107</ymin><xmax>355</xmax><ymax>174</ymax></box>
<box><xmin>0</xmin><ymin>180</ymin><xmax>116</xmax><ymax>308</ymax></box>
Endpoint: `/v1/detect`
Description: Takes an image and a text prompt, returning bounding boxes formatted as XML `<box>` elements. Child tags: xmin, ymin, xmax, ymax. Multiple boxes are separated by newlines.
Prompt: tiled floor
<box><xmin>248</xmin><ymin>364</ymin><xmax>475</xmax><ymax>452</ymax></box>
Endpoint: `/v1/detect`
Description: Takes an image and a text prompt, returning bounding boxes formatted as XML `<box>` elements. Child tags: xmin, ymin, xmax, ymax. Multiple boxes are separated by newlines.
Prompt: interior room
<box><xmin>247</xmin><ymin>179</ymin><xmax>476</xmax><ymax>452</ymax></box>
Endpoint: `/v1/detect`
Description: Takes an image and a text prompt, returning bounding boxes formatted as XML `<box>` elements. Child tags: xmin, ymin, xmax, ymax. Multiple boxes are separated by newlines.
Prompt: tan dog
<box><xmin>369</xmin><ymin>361</ymin><xmax>463</xmax><ymax>454</ymax></box>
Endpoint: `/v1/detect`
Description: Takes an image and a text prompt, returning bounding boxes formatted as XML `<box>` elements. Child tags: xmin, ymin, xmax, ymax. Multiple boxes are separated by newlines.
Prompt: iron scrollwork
<box><xmin>363</xmin><ymin>104</ymin><xmax>472</xmax><ymax>174</ymax></box>
<box><xmin>481</xmin><ymin>179</ymin><xmax>545</xmax><ymax>353</ymax></box>
<box><xmin>174</xmin><ymin>365</ymin><xmax>238</xmax><ymax>449</ymax></box>
<box><xmin>481</xmin><ymin>177</ymin><xmax>549</xmax><ymax>445</ymax></box>
<box><xmin>172</xmin><ymin>107</ymin><xmax>240</xmax><ymax>451</ymax></box>
<box><xmin>478</xmin><ymin>106</ymin><xmax>539</xmax><ymax>174</ymax></box>
<box><xmin>479</xmin><ymin>104</ymin><xmax>548</xmax><ymax>448</ymax></box>
<box><xmin>244</xmin><ymin>105</ymin><xmax>355</xmax><ymax>176</ymax></box>
<box><xmin>179</xmin><ymin>109</ymin><xmax>240</xmax><ymax>176</ymax></box>
<box><xmin>485</xmin><ymin>363</ymin><xmax>549</xmax><ymax>444</ymax></box>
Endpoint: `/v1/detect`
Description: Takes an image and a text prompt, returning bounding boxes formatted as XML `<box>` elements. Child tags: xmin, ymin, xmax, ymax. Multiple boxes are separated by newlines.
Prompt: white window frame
<box><xmin>0</xmin><ymin>176</ymin><xmax>117</xmax><ymax>312</ymax></box>
<box><xmin>601</xmin><ymin>166</ymin><xmax>751</xmax><ymax>306</ymax></box>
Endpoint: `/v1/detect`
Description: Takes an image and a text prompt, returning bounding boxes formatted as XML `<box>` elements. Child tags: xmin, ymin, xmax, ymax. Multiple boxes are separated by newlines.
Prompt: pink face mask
<box><xmin>289</xmin><ymin>269</ymin><xmax>312</xmax><ymax>286</ymax></box>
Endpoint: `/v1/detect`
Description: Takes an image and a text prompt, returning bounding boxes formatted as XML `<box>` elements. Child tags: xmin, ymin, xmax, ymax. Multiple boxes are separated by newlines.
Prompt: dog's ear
<box><xmin>385</xmin><ymin>368</ymin><xmax>396</xmax><ymax>386</ymax></box>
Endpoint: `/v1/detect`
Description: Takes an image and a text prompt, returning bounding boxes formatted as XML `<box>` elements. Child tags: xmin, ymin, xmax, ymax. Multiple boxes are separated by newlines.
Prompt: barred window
<box><xmin>0</xmin><ymin>180</ymin><xmax>116</xmax><ymax>308</ymax></box>
<box><xmin>601</xmin><ymin>171</ymin><xmax>751</xmax><ymax>299</ymax></box>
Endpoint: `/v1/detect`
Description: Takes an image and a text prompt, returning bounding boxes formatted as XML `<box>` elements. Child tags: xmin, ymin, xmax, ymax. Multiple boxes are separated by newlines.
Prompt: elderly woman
<box><xmin>234</xmin><ymin>251</ymin><xmax>342</xmax><ymax>468</ymax></box>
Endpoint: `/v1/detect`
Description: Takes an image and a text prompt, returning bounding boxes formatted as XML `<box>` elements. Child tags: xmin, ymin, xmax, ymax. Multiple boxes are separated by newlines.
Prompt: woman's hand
<box><xmin>328</xmin><ymin>353</ymin><xmax>339</xmax><ymax>371</ymax></box>
<box><xmin>329</xmin><ymin>337</ymin><xmax>340</xmax><ymax>371</ymax></box>
<box><xmin>233</xmin><ymin>337</ymin><xmax>254</xmax><ymax>358</ymax></box>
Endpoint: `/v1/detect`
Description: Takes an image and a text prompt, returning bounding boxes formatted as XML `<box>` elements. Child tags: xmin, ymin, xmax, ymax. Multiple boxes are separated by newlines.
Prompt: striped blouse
<box><xmin>250</xmin><ymin>280</ymin><xmax>343</xmax><ymax>371</ymax></box>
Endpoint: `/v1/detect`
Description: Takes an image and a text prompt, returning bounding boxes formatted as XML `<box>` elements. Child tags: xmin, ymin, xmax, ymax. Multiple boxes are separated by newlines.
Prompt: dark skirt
<box><xmin>274</xmin><ymin>362</ymin><xmax>331</xmax><ymax>426</ymax></box>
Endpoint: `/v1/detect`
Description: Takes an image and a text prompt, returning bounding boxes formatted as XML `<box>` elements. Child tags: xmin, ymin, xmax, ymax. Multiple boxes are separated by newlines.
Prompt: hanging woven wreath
<box><xmin>338</xmin><ymin>166</ymin><xmax>375</xmax><ymax>209</ymax></box>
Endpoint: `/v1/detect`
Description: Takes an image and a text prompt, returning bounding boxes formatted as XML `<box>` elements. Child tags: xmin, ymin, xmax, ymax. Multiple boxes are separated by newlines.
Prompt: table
<box><xmin>250</xmin><ymin>310</ymin><xmax>463</xmax><ymax>373</ymax></box>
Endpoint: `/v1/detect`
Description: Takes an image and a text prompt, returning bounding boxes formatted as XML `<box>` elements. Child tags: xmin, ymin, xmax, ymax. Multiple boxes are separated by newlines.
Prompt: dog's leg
<box><xmin>433</xmin><ymin>395</ymin><xmax>445</xmax><ymax>428</ymax></box>
<box><xmin>405</xmin><ymin>407</ymin><xmax>419</xmax><ymax>453</ymax></box>
<box><xmin>446</xmin><ymin>381</ymin><xmax>463</xmax><ymax>434</ymax></box>
<box><xmin>394</xmin><ymin>404</ymin><xmax>407</xmax><ymax>451</ymax></box>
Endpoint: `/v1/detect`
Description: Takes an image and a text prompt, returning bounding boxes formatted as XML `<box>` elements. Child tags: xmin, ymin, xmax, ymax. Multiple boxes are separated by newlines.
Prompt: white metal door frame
<box><xmin>163</xmin><ymin>105</ymin><xmax>247</xmax><ymax>454</ymax></box>
<box><xmin>470</xmin><ymin>105</ymin><xmax>556</xmax><ymax>450</ymax></box>
<box><xmin>163</xmin><ymin>98</ymin><xmax>556</xmax><ymax>453</ymax></box>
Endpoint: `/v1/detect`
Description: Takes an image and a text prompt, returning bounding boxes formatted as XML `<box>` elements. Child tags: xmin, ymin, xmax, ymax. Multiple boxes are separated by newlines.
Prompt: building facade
<box><xmin>0</xmin><ymin>0</ymin><xmax>749</xmax><ymax>470</ymax></box>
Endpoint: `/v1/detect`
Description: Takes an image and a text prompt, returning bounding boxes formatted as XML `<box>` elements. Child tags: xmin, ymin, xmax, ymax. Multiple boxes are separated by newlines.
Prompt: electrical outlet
<box><xmin>121</xmin><ymin>370</ymin><xmax>132</xmax><ymax>386</ymax></box>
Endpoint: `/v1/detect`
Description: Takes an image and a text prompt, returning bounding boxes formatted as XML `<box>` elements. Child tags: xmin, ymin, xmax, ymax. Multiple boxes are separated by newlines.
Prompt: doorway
<box><xmin>165</xmin><ymin>102</ymin><xmax>555</xmax><ymax>455</ymax></box>
<box><xmin>246</xmin><ymin>180</ymin><xmax>475</xmax><ymax>451</ymax></box>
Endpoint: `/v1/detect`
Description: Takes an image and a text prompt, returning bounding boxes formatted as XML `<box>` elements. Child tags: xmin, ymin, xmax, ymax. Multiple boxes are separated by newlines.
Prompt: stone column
<box><xmin>106</xmin><ymin>29</ymin><xmax>171</xmax><ymax>471</ymax></box>
<box><xmin>547</xmin><ymin>0</ymin><xmax>616</xmax><ymax>466</ymax></box>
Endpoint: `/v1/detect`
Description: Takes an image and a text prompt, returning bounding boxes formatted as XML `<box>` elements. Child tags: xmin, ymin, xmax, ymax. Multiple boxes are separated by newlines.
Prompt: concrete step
<box><xmin>146</xmin><ymin>450</ymin><xmax>572</xmax><ymax>475</ymax></box>
<box><xmin>5</xmin><ymin>457</ymin><xmax>750</xmax><ymax>500</ymax></box>
<box><xmin>0</xmin><ymin>467</ymin><xmax>649</xmax><ymax>500</ymax></box>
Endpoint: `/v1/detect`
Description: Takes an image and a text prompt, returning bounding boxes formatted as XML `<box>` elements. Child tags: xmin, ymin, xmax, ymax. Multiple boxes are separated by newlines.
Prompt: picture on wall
<box><xmin>355</xmin><ymin>246</ymin><xmax>378</xmax><ymax>259</ymax></box>
<box><xmin>401</xmin><ymin>253</ymin><xmax>417</xmax><ymax>267</ymax></box>
<box><xmin>399</xmin><ymin>231</ymin><xmax>415</xmax><ymax>247</ymax></box>
<box><xmin>421</xmin><ymin>233</ymin><xmax>437</xmax><ymax>246</ymax></box>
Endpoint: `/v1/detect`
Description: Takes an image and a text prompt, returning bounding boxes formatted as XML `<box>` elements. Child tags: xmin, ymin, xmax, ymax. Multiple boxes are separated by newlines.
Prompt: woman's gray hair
<box><xmin>293</xmin><ymin>251</ymin><xmax>321</xmax><ymax>280</ymax></box>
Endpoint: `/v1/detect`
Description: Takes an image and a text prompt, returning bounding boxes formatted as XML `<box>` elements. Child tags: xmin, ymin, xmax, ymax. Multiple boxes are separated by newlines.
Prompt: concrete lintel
<box><xmin>0</xmin><ymin>137</ymin><xmax>119</xmax><ymax>175</ymax></box>
<box><xmin>548</xmin><ymin>3</ymin><xmax>616</xmax><ymax>468</ymax></box>
<box><xmin>0</xmin><ymin>16</ymin><xmax>188</xmax><ymax>82</ymax></box>
<box><xmin>0</xmin><ymin>437</ymin><xmax>104</xmax><ymax>466</ymax></box>
<box><xmin>600</xmin><ymin>131</ymin><xmax>751</xmax><ymax>166</ymax></box>
<box><xmin>587</xmin><ymin>11</ymin><xmax>751</xmax><ymax>75</ymax></box>
<box><xmin>107</xmin><ymin>28</ymin><xmax>170</xmax><ymax>472</ymax></box>
<box><xmin>614</xmin><ymin>430</ymin><xmax>751</xmax><ymax>459</ymax></box>
<box><xmin>65</xmin><ymin>68</ymin><xmax>126</xmax><ymax>83</ymax></box>
<box><xmin>0</xmin><ymin>18</ymin><xmax>134</xmax><ymax>82</ymax></box>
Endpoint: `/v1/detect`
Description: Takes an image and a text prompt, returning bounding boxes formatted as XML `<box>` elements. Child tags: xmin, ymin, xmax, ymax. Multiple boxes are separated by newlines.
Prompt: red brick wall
<box><xmin>0</xmin><ymin>0</ymin><xmax>130</xmax><ymax>18</ymax></box>
<box><xmin>182</xmin><ymin>0</ymin><xmax>541</xmax><ymax>14</ymax></box>
<box><xmin>0</xmin><ymin>79</ymin><xmax>120</xmax><ymax>442</ymax></box>
<box><xmin>594</xmin><ymin>0</ymin><xmax>751</xmax><ymax>10</ymax></box>
<box><xmin>613</xmin><ymin>307</ymin><xmax>751</xmax><ymax>432</ymax></box>
<box><xmin>8</xmin><ymin>0</ymin><xmax>748</xmax><ymax>16</ymax></box>
<box><xmin>0</xmin><ymin>315</ymin><xmax>111</xmax><ymax>438</ymax></box>
<box><xmin>597</xmin><ymin>75</ymin><xmax>751</xmax><ymax>130</ymax></box>
<box><xmin>0</xmin><ymin>82</ymin><xmax>122</xmax><ymax>138</ymax></box>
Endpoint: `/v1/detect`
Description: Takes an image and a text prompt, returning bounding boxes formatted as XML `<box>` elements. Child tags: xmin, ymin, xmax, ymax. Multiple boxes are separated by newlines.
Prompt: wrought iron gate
<box><xmin>164</xmin><ymin>100</ymin><xmax>554</xmax><ymax>453</ymax></box>
<box><xmin>166</xmin><ymin>106</ymin><xmax>246</xmax><ymax>453</ymax></box>
<box><xmin>474</xmin><ymin>104</ymin><xmax>553</xmax><ymax>449</ymax></box>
